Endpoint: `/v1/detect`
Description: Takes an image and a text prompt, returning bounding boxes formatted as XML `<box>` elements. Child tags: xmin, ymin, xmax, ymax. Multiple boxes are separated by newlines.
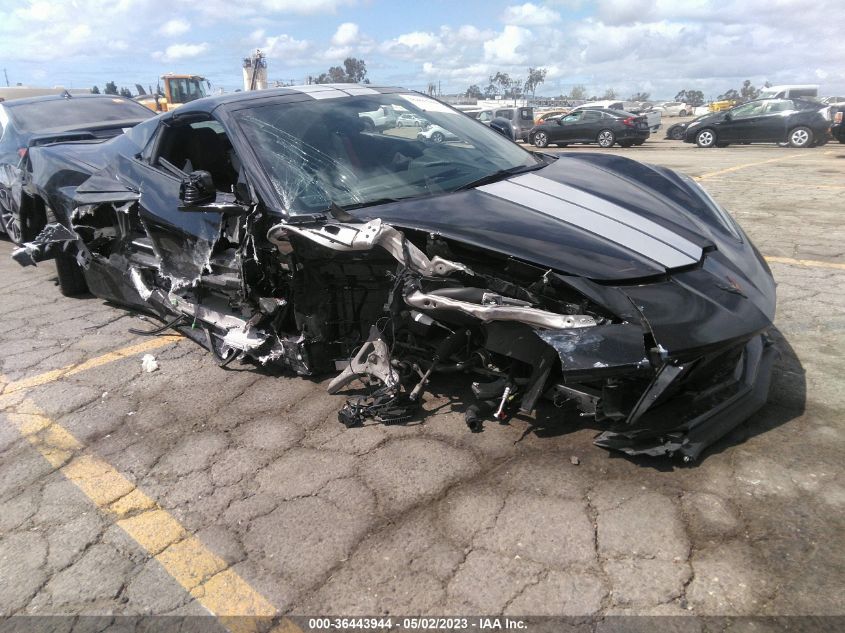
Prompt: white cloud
<box><xmin>152</xmin><ymin>42</ymin><xmax>209</xmax><ymax>62</ymax></box>
<box><xmin>501</xmin><ymin>3</ymin><xmax>561</xmax><ymax>25</ymax></box>
<box><xmin>158</xmin><ymin>18</ymin><xmax>191</xmax><ymax>37</ymax></box>
<box><xmin>332</xmin><ymin>22</ymin><xmax>359</xmax><ymax>46</ymax></box>
<box><xmin>483</xmin><ymin>25</ymin><xmax>533</xmax><ymax>64</ymax></box>
<box><xmin>263</xmin><ymin>33</ymin><xmax>310</xmax><ymax>58</ymax></box>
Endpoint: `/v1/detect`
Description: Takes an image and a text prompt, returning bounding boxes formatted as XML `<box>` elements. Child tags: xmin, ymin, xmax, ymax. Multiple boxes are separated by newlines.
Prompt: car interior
<box><xmin>154</xmin><ymin>120</ymin><xmax>241</xmax><ymax>193</ymax></box>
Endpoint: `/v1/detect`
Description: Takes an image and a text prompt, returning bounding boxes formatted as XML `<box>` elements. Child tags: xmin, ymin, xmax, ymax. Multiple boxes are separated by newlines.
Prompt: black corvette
<box><xmin>0</xmin><ymin>93</ymin><xmax>152</xmax><ymax>244</ymax></box>
<box><xmin>12</xmin><ymin>85</ymin><xmax>776</xmax><ymax>461</ymax></box>
<box><xmin>683</xmin><ymin>98</ymin><xmax>829</xmax><ymax>148</ymax></box>
<box><xmin>528</xmin><ymin>108</ymin><xmax>650</xmax><ymax>148</ymax></box>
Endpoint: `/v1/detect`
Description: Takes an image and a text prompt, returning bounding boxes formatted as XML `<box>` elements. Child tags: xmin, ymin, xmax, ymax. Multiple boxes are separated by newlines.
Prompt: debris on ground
<box><xmin>141</xmin><ymin>354</ymin><xmax>159</xmax><ymax>373</ymax></box>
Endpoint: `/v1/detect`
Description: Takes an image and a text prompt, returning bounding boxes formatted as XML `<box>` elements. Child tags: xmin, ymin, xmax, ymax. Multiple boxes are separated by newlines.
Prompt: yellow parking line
<box><xmin>696</xmin><ymin>153</ymin><xmax>812</xmax><ymax>180</ymax></box>
<box><xmin>0</xmin><ymin>335</ymin><xmax>182</xmax><ymax>396</ymax></box>
<box><xmin>1</xmin><ymin>382</ymin><xmax>291</xmax><ymax>631</ymax></box>
<box><xmin>765</xmin><ymin>256</ymin><xmax>845</xmax><ymax>271</ymax></box>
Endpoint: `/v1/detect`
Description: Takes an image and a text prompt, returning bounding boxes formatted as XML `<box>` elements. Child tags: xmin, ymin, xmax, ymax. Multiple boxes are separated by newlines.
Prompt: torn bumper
<box><xmin>593</xmin><ymin>333</ymin><xmax>777</xmax><ymax>461</ymax></box>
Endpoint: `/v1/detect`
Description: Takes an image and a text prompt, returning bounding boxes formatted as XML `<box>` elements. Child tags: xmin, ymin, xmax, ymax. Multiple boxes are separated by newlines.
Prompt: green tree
<box><xmin>103</xmin><ymin>81</ymin><xmax>118</xmax><ymax>95</ymax></box>
<box><xmin>483</xmin><ymin>83</ymin><xmax>498</xmax><ymax>99</ymax></box>
<box><xmin>718</xmin><ymin>88</ymin><xmax>740</xmax><ymax>101</ymax></box>
<box><xmin>315</xmin><ymin>57</ymin><xmax>368</xmax><ymax>84</ymax></box>
<box><xmin>91</xmin><ymin>85</ymin><xmax>100</xmax><ymax>94</ymax></box>
<box><xmin>602</xmin><ymin>88</ymin><xmax>616</xmax><ymax>100</ymax></box>
<box><xmin>524</xmin><ymin>67</ymin><xmax>547</xmax><ymax>100</ymax></box>
<box><xmin>569</xmin><ymin>84</ymin><xmax>587</xmax><ymax>100</ymax></box>
<box><xmin>629</xmin><ymin>91</ymin><xmax>650</xmax><ymax>101</ymax></box>
<box><xmin>674</xmin><ymin>89</ymin><xmax>704</xmax><ymax>106</ymax></box>
<box><xmin>118</xmin><ymin>87</ymin><xmax>132</xmax><ymax>97</ymax></box>
<box><xmin>740</xmin><ymin>79</ymin><xmax>760</xmax><ymax>101</ymax></box>
<box><xmin>465</xmin><ymin>84</ymin><xmax>483</xmax><ymax>99</ymax></box>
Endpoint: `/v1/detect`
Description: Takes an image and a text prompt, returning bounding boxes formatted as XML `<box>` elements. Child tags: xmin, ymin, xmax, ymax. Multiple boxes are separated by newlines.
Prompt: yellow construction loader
<box><xmin>134</xmin><ymin>74</ymin><xmax>209</xmax><ymax>112</ymax></box>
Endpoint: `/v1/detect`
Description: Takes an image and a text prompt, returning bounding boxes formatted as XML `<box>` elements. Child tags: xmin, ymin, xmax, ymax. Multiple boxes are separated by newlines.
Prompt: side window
<box><xmin>583</xmin><ymin>111</ymin><xmax>602</xmax><ymax>121</ymax></box>
<box><xmin>731</xmin><ymin>102</ymin><xmax>764</xmax><ymax>118</ymax></box>
<box><xmin>154</xmin><ymin>119</ymin><xmax>240</xmax><ymax>193</ymax></box>
<box><xmin>495</xmin><ymin>109</ymin><xmax>513</xmax><ymax>119</ymax></box>
<box><xmin>562</xmin><ymin>112</ymin><xmax>583</xmax><ymax>123</ymax></box>
<box><xmin>478</xmin><ymin>111</ymin><xmax>493</xmax><ymax>122</ymax></box>
<box><xmin>766</xmin><ymin>100</ymin><xmax>794</xmax><ymax>113</ymax></box>
<box><xmin>519</xmin><ymin>108</ymin><xmax>533</xmax><ymax>121</ymax></box>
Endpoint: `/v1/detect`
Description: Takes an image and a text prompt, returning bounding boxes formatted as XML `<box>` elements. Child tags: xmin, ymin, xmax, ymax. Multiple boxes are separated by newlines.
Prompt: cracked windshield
<box><xmin>234</xmin><ymin>93</ymin><xmax>541</xmax><ymax>213</ymax></box>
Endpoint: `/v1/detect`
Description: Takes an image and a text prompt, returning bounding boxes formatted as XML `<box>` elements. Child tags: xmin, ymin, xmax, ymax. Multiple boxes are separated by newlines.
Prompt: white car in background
<box><xmin>396</xmin><ymin>113</ymin><xmax>426</xmax><ymax>127</ymax></box>
<box><xmin>655</xmin><ymin>101</ymin><xmax>691</xmax><ymax>117</ymax></box>
<box><xmin>417</xmin><ymin>123</ymin><xmax>459</xmax><ymax>143</ymax></box>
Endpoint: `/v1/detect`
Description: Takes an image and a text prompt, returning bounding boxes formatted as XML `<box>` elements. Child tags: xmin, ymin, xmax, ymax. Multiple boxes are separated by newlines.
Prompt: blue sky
<box><xmin>1</xmin><ymin>0</ymin><xmax>843</xmax><ymax>99</ymax></box>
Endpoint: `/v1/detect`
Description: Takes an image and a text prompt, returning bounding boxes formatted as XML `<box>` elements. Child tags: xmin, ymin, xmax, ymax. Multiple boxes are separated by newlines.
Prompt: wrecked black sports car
<box><xmin>12</xmin><ymin>85</ymin><xmax>776</xmax><ymax>461</ymax></box>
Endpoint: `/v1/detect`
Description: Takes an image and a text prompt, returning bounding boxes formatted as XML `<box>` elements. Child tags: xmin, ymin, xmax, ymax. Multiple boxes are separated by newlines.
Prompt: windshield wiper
<box><xmin>455</xmin><ymin>163</ymin><xmax>547</xmax><ymax>191</ymax></box>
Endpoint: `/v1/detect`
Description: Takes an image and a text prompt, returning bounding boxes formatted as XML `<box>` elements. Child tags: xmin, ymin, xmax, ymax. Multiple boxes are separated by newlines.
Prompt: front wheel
<box><xmin>0</xmin><ymin>198</ymin><xmax>23</xmax><ymax>245</ymax></box>
<box><xmin>533</xmin><ymin>131</ymin><xmax>549</xmax><ymax>148</ymax></box>
<box><xmin>695</xmin><ymin>128</ymin><xmax>716</xmax><ymax>148</ymax></box>
<box><xmin>55</xmin><ymin>251</ymin><xmax>88</xmax><ymax>297</ymax></box>
<box><xmin>788</xmin><ymin>126</ymin><xmax>813</xmax><ymax>148</ymax></box>
<box><xmin>597</xmin><ymin>129</ymin><xmax>615</xmax><ymax>148</ymax></box>
<box><xmin>679</xmin><ymin>109</ymin><xmax>687</xmax><ymax>117</ymax></box>
<box><xmin>431</xmin><ymin>131</ymin><xmax>445</xmax><ymax>143</ymax></box>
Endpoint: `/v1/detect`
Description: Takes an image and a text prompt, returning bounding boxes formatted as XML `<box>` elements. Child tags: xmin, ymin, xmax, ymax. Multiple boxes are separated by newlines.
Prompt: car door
<box><xmin>130</xmin><ymin>116</ymin><xmax>242</xmax><ymax>282</ymax></box>
<box><xmin>718</xmin><ymin>101</ymin><xmax>767</xmax><ymax>142</ymax></box>
<box><xmin>754</xmin><ymin>100</ymin><xmax>795</xmax><ymax>142</ymax></box>
<box><xmin>578</xmin><ymin>110</ymin><xmax>605</xmax><ymax>141</ymax></box>
<box><xmin>553</xmin><ymin>111</ymin><xmax>584</xmax><ymax>142</ymax></box>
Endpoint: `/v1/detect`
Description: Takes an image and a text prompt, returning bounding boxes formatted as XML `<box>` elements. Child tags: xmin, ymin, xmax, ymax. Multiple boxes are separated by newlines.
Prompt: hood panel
<box><xmin>361</xmin><ymin>157</ymin><xmax>727</xmax><ymax>281</ymax></box>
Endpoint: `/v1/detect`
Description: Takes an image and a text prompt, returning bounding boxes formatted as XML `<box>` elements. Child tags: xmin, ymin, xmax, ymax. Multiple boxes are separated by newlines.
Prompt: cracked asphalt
<box><xmin>0</xmin><ymin>135</ymin><xmax>843</xmax><ymax>623</ymax></box>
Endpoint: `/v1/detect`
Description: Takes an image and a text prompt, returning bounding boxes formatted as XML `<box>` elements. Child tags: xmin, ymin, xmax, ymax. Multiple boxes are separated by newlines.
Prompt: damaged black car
<box><xmin>0</xmin><ymin>93</ymin><xmax>152</xmax><ymax>244</ymax></box>
<box><xmin>12</xmin><ymin>85</ymin><xmax>777</xmax><ymax>461</ymax></box>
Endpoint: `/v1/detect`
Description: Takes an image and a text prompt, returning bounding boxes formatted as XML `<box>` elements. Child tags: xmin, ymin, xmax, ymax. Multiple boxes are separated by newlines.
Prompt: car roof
<box><xmin>174</xmin><ymin>83</ymin><xmax>410</xmax><ymax>115</ymax></box>
<box><xmin>2</xmin><ymin>93</ymin><xmax>133</xmax><ymax>109</ymax></box>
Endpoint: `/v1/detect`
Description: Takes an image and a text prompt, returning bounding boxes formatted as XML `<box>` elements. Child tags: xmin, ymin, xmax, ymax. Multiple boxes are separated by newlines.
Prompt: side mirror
<box><xmin>723</xmin><ymin>112</ymin><xmax>732</xmax><ymax>121</ymax></box>
<box><xmin>489</xmin><ymin>118</ymin><xmax>514</xmax><ymax>140</ymax></box>
<box><xmin>558</xmin><ymin>118</ymin><xmax>566</xmax><ymax>125</ymax></box>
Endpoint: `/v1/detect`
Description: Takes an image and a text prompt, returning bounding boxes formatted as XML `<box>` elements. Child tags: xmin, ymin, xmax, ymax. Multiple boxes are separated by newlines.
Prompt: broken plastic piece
<box><xmin>141</xmin><ymin>354</ymin><xmax>159</xmax><ymax>372</ymax></box>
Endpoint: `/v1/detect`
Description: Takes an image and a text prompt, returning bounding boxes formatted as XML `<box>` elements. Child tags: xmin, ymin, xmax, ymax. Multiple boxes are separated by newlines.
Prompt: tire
<box><xmin>788</xmin><ymin>126</ymin><xmax>813</xmax><ymax>148</ymax></box>
<box><xmin>533</xmin><ymin>131</ymin><xmax>549</xmax><ymax>148</ymax></box>
<box><xmin>679</xmin><ymin>109</ymin><xmax>687</xmax><ymax>117</ymax></box>
<box><xmin>695</xmin><ymin>128</ymin><xmax>717</xmax><ymax>148</ymax></box>
<box><xmin>597</xmin><ymin>129</ymin><xmax>615</xmax><ymax>148</ymax></box>
<box><xmin>54</xmin><ymin>250</ymin><xmax>88</xmax><ymax>297</ymax></box>
<box><xmin>361</xmin><ymin>118</ymin><xmax>375</xmax><ymax>132</ymax></box>
<box><xmin>670</xmin><ymin>126</ymin><xmax>685</xmax><ymax>140</ymax></box>
<box><xmin>431</xmin><ymin>131</ymin><xmax>445</xmax><ymax>143</ymax></box>
<box><xmin>0</xmin><ymin>196</ymin><xmax>24</xmax><ymax>245</ymax></box>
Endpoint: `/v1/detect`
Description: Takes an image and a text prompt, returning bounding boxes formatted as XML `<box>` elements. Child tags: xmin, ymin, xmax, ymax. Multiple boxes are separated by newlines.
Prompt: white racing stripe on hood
<box><xmin>479</xmin><ymin>180</ymin><xmax>700</xmax><ymax>269</ymax></box>
<box><xmin>513</xmin><ymin>173</ymin><xmax>703</xmax><ymax>261</ymax></box>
